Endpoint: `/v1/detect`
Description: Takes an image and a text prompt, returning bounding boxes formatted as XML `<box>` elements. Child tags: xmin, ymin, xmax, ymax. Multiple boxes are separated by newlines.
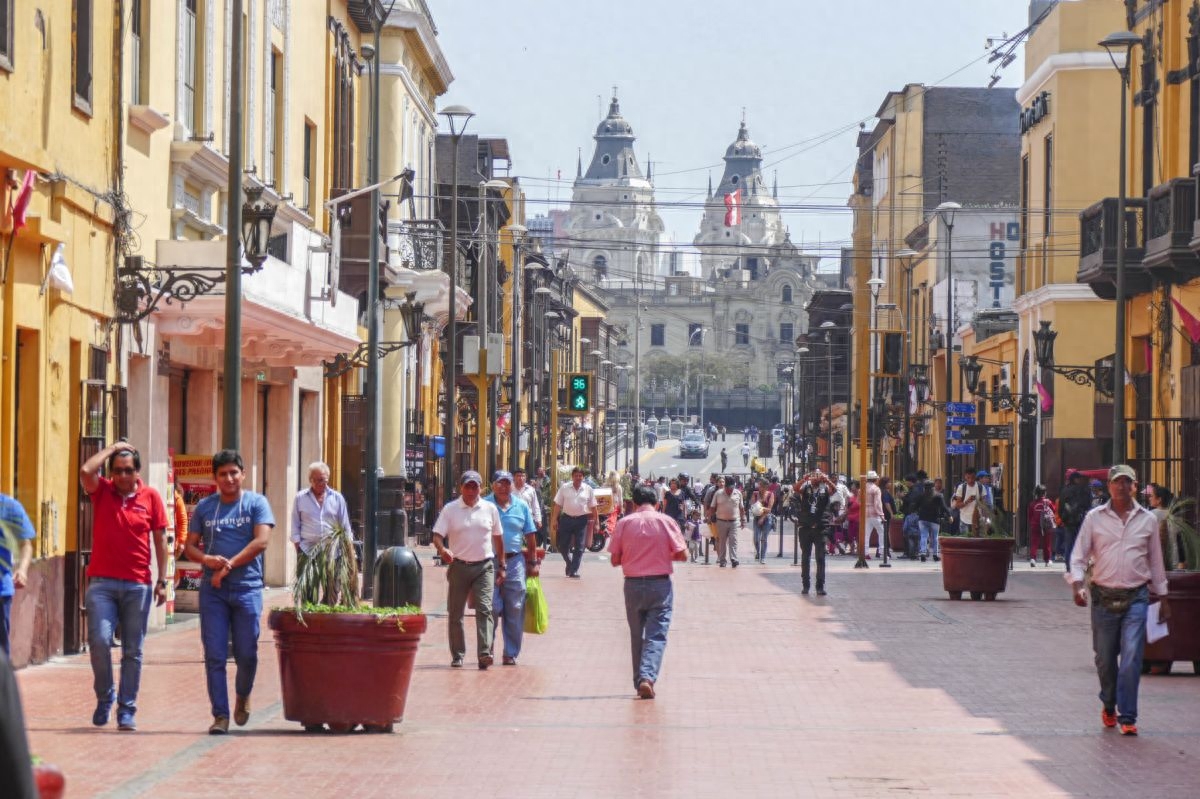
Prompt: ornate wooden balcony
<box><xmin>1077</xmin><ymin>197</ymin><xmax>1153</xmax><ymax>299</ymax></box>
<box><xmin>1145</xmin><ymin>178</ymin><xmax>1200</xmax><ymax>282</ymax></box>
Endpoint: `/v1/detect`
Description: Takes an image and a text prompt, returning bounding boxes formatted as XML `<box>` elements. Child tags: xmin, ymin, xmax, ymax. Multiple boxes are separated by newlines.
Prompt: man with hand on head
<box><xmin>79</xmin><ymin>441</ymin><xmax>169</xmax><ymax>732</ymax></box>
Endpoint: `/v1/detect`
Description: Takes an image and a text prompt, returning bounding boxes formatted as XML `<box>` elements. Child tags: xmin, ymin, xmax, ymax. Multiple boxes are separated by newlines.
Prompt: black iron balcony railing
<box><xmin>1145</xmin><ymin>178</ymin><xmax>1200</xmax><ymax>282</ymax></box>
<box><xmin>1077</xmin><ymin>197</ymin><xmax>1153</xmax><ymax>300</ymax></box>
<box><xmin>389</xmin><ymin>219</ymin><xmax>445</xmax><ymax>272</ymax></box>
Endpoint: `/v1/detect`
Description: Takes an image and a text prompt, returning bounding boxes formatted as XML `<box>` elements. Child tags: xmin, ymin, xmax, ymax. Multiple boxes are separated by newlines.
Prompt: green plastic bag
<box><xmin>524</xmin><ymin>576</ymin><xmax>549</xmax><ymax>634</ymax></box>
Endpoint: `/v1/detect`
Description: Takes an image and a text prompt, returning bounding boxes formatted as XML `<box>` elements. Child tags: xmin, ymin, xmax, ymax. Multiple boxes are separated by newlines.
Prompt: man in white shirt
<box><xmin>951</xmin><ymin>470</ymin><xmax>985</xmax><ymax>534</ymax></box>
<box><xmin>290</xmin><ymin>462</ymin><xmax>354</xmax><ymax>556</ymax></box>
<box><xmin>513</xmin><ymin>468</ymin><xmax>544</xmax><ymax>546</ymax></box>
<box><xmin>433</xmin><ymin>471</ymin><xmax>505</xmax><ymax>670</ymax></box>
<box><xmin>551</xmin><ymin>466</ymin><xmax>598</xmax><ymax>578</ymax></box>
<box><xmin>707</xmin><ymin>478</ymin><xmax>745</xmax><ymax>568</ymax></box>
<box><xmin>1067</xmin><ymin>464</ymin><xmax>1170</xmax><ymax>736</ymax></box>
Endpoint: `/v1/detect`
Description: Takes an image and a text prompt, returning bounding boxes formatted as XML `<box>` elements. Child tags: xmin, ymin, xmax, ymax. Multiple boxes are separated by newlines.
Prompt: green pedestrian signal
<box><xmin>565</xmin><ymin>373</ymin><xmax>591</xmax><ymax>414</ymax></box>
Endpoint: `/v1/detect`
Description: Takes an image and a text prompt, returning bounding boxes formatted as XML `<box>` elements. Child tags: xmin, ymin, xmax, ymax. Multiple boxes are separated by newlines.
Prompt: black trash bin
<box><xmin>374</xmin><ymin>545</ymin><xmax>423</xmax><ymax>609</ymax></box>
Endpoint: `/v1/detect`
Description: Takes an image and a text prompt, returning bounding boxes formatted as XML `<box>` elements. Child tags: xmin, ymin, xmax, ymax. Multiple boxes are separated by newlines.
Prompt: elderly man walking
<box><xmin>706</xmin><ymin>477</ymin><xmax>745</xmax><ymax>568</ymax></box>
<box><xmin>433</xmin><ymin>471</ymin><xmax>505</xmax><ymax>670</ymax></box>
<box><xmin>1068</xmin><ymin>464</ymin><xmax>1170</xmax><ymax>736</ymax></box>
<box><xmin>609</xmin><ymin>484</ymin><xmax>688</xmax><ymax>699</ymax></box>
<box><xmin>484</xmin><ymin>470</ymin><xmax>539</xmax><ymax>666</ymax></box>
<box><xmin>290</xmin><ymin>462</ymin><xmax>354</xmax><ymax>601</ymax></box>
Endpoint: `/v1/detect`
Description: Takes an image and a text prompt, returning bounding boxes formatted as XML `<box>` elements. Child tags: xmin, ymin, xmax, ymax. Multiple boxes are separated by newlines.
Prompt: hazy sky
<box><xmin>432</xmin><ymin>0</ymin><xmax>1033</xmax><ymax>266</ymax></box>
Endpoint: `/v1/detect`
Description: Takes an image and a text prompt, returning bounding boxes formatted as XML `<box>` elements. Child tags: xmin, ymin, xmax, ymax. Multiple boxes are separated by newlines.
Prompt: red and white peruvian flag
<box><xmin>724</xmin><ymin>189</ymin><xmax>742</xmax><ymax>227</ymax></box>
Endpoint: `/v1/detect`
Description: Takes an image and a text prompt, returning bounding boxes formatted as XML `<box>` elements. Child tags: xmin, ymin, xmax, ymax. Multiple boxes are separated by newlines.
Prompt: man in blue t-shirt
<box><xmin>1</xmin><ymin>492</ymin><xmax>36</xmax><ymax>658</ymax></box>
<box><xmin>184</xmin><ymin>450</ymin><xmax>274</xmax><ymax>735</ymax></box>
<box><xmin>483</xmin><ymin>470</ymin><xmax>539</xmax><ymax>665</ymax></box>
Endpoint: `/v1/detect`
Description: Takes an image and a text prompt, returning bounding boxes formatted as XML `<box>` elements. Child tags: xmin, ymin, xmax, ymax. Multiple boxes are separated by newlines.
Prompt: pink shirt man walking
<box><xmin>609</xmin><ymin>484</ymin><xmax>687</xmax><ymax>700</ymax></box>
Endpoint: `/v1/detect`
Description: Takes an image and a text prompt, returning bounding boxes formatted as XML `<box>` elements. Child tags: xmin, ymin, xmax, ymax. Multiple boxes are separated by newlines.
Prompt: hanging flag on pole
<box><xmin>1035</xmin><ymin>380</ymin><xmax>1052</xmax><ymax>413</ymax></box>
<box><xmin>724</xmin><ymin>189</ymin><xmax>742</xmax><ymax>227</ymax></box>
<box><xmin>1170</xmin><ymin>297</ymin><xmax>1200</xmax><ymax>343</ymax></box>
<box><xmin>10</xmin><ymin>169</ymin><xmax>35</xmax><ymax>233</ymax></box>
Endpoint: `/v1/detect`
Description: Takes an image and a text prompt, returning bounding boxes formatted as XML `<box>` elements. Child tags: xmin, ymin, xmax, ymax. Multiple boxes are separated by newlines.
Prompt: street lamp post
<box><xmin>683</xmin><ymin>327</ymin><xmax>705</xmax><ymax>424</ymax></box>
<box><xmin>1100</xmin><ymin>30</ymin><xmax>1142</xmax><ymax>464</ymax></box>
<box><xmin>896</xmin><ymin>248</ymin><xmax>918</xmax><ymax>476</ymax></box>
<box><xmin>507</xmin><ymin>224</ymin><xmax>527</xmax><ymax>472</ymax></box>
<box><xmin>867</xmin><ymin>276</ymin><xmax>885</xmax><ymax>473</ymax></box>
<box><xmin>222</xmin><ymin>0</ymin><xmax>246</xmax><ymax>450</ymax></box>
<box><xmin>439</xmin><ymin>105</ymin><xmax>474</xmax><ymax>504</ymax></box>
<box><xmin>936</xmin><ymin>201</ymin><xmax>960</xmax><ymax>487</ymax></box>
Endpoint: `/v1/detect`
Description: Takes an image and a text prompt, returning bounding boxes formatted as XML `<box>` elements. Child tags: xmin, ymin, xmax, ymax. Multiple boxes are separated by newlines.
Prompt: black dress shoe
<box><xmin>816</xmin><ymin>587</ymin><xmax>827</xmax><ymax>596</ymax></box>
<box><xmin>801</xmin><ymin>586</ymin><xmax>810</xmax><ymax>595</ymax></box>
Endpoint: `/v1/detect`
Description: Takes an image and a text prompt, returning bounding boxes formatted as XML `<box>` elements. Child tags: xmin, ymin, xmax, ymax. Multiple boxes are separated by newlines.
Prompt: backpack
<box><xmin>1038</xmin><ymin>500</ymin><xmax>1057</xmax><ymax>534</ymax></box>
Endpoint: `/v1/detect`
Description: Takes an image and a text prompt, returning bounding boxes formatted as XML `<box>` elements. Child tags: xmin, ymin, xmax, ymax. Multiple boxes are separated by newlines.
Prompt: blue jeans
<box><xmin>918</xmin><ymin>521</ymin><xmax>940</xmax><ymax>556</ymax></box>
<box><xmin>0</xmin><ymin>595</ymin><xmax>12</xmax><ymax>657</ymax></box>
<box><xmin>492</xmin><ymin>558</ymin><xmax>527</xmax><ymax>660</ymax></box>
<box><xmin>624</xmin><ymin>577</ymin><xmax>673</xmax><ymax>688</ymax></box>
<box><xmin>753</xmin><ymin>515</ymin><xmax>774</xmax><ymax>560</ymax></box>
<box><xmin>85</xmin><ymin>578</ymin><xmax>152</xmax><ymax>714</ymax></box>
<box><xmin>1091</xmin><ymin>584</ymin><xmax>1149</xmax><ymax>724</ymax></box>
<box><xmin>199</xmin><ymin>582</ymin><xmax>262</xmax><ymax>719</ymax></box>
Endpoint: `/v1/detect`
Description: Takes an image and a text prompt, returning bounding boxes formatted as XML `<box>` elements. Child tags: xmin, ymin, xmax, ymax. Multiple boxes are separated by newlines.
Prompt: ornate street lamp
<box><xmin>1031</xmin><ymin>320</ymin><xmax>1115</xmax><ymax>396</ymax></box>
<box><xmin>240</xmin><ymin>185</ymin><xmax>278</xmax><ymax>271</ymax></box>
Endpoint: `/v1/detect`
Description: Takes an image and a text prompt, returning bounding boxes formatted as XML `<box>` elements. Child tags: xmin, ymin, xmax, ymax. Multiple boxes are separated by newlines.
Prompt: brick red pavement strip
<box><xmin>16</xmin><ymin>555</ymin><xmax>1200</xmax><ymax>798</ymax></box>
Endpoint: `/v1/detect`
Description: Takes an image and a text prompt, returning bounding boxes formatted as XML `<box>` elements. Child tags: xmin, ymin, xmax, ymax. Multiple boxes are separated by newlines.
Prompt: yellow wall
<box><xmin>1</xmin><ymin>0</ymin><xmax>121</xmax><ymax>556</ymax></box>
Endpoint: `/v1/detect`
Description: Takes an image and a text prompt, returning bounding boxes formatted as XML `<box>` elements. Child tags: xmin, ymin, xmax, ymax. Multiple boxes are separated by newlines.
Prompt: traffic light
<box><xmin>564</xmin><ymin>373</ymin><xmax>591</xmax><ymax>414</ymax></box>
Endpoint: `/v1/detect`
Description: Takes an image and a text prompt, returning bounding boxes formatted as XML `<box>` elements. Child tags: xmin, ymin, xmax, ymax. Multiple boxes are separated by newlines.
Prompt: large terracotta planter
<box><xmin>268</xmin><ymin>610</ymin><xmax>426</xmax><ymax>732</ymax></box>
<box><xmin>939</xmin><ymin>536</ymin><xmax>1014</xmax><ymax>601</ymax></box>
<box><xmin>1143</xmin><ymin>571</ymin><xmax>1200</xmax><ymax>675</ymax></box>
<box><xmin>888</xmin><ymin>517</ymin><xmax>906</xmax><ymax>553</ymax></box>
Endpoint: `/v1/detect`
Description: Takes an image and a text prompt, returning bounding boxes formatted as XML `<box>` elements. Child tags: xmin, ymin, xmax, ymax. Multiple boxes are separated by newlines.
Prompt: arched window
<box><xmin>781</xmin><ymin>284</ymin><xmax>793</xmax><ymax>304</ymax></box>
<box><xmin>593</xmin><ymin>254</ymin><xmax>608</xmax><ymax>281</ymax></box>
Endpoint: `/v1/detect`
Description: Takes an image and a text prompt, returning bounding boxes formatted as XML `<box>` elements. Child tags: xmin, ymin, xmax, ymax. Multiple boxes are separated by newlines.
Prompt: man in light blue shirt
<box><xmin>291</xmin><ymin>461</ymin><xmax>354</xmax><ymax>555</ymax></box>
<box><xmin>484</xmin><ymin>470</ymin><xmax>538</xmax><ymax>665</ymax></box>
<box><xmin>1</xmin><ymin>492</ymin><xmax>36</xmax><ymax>658</ymax></box>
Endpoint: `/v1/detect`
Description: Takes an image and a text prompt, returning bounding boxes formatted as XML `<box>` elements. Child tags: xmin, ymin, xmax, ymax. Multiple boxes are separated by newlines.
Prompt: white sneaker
<box><xmin>1029</xmin><ymin>559</ymin><xmax>1036</xmax><ymax>568</ymax></box>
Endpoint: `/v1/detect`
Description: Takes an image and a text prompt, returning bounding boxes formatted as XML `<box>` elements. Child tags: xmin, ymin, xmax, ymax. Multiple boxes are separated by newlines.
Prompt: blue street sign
<box><xmin>946</xmin><ymin>443</ymin><xmax>977</xmax><ymax>455</ymax></box>
<box><xmin>946</xmin><ymin>430</ymin><xmax>964</xmax><ymax>441</ymax></box>
<box><xmin>945</xmin><ymin>402</ymin><xmax>976</xmax><ymax>414</ymax></box>
<box><xmin>946</xmin><ymin>416</ymin><xmax>976</xmax><ymax>426</ymax></box>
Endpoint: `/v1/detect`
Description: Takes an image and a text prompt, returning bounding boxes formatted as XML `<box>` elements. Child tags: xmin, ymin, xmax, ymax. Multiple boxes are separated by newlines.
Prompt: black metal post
<box><xmin>222</xmin><ymin>0</ymin><xmax>244</xmax><ymax>450</ymax></box>
<box><xmin>362</xmin><ymin>19</ymin><xmax>383</xmax><ymax>598</ymax></box>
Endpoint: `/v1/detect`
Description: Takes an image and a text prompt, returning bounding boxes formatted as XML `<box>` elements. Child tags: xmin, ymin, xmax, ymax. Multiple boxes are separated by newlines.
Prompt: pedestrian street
<box><xmin>16</xmin><ymin>537</ymin><xmax>1200</xmax><ymax>798</ymax></box>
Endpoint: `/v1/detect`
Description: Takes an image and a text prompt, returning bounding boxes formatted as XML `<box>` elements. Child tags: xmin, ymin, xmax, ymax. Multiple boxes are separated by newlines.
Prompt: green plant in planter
<box><xmin>1164</xmin><ymin>497</ymin><xmax>1200</xmax><ymax>571</ymax></box>
<box><xmin>291</xmin><ymin>524</ymin><xmax>358</xmax><ymax>621</ymax></box>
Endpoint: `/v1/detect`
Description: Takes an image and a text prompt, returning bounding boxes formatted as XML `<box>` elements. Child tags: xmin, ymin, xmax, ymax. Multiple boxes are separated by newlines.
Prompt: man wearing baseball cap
<box><xmin>432</xmin><ymin>471</ymin><xmax>505</xmax><ymax>669</ymax></box>
<box><xmin>1067</xmin><ymin>464</ymin><xmax>1170</xmax><ymax>736</ymax></box>
<box><xmin>483</xmin><ymin>470</ymin><xmax>538</xmax><ymax>665</ymax></box>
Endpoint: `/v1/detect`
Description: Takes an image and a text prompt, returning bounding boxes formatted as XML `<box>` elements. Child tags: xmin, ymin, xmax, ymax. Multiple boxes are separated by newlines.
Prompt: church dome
<box><xmin>725</xmin><ymin>121</ymin><xmax>761</xmax><ymax>159</ymax></box>
<box><xmin>596</xmin><ymin>96</ymin><xmax>634</xmax><ymax>139</ymax></box>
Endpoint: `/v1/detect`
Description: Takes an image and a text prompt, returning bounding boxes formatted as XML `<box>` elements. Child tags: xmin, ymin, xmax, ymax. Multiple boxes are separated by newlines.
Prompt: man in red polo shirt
<box><xmin>80</xmin><ymin>441</ymin><xmax>168</xmax><ymax>732</ymax></box>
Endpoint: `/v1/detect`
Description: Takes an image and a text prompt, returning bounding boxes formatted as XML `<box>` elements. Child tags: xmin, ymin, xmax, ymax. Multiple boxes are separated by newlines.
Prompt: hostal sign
<box><xmin>1019</xmin><ymin>91</ymin><xmax>1050</xmax><ymax>135</ymax></box>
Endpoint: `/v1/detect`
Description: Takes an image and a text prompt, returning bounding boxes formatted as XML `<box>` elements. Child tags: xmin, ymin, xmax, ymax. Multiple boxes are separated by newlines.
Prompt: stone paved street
<box><xmin>16</xmin><ymin>545</ymin><xmax>1200</xmax><ymax>798</ymax></box>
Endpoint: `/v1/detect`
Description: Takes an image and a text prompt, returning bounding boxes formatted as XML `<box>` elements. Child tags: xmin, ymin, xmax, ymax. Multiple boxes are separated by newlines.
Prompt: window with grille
<box><xmin>779</xmin><ymin>322</ymin><xmax>793</xmax><ymax>346</ymax></box>
<box><xmin>650</xmin><ymin>324</ymin><xmax>665</xmax><ymax>347</ymax></box>
<box><xmin>735</xmin><ymin>324</ymin><xmax>750</xmax><ymax>346</ymax></box>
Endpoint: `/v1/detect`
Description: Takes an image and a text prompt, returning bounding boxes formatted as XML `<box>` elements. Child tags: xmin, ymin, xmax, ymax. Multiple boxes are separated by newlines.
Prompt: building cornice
<box><xmin>1016</xmin><ymin>51</ymin><xmax>1124</xmax><ymax>106</ymax></box>
<box><xmin>386</xmin><ymin>8</ymin><xmax>453</xmax><ymax>94</ymax></box>
<box><xmin>378</xmin><ymin>61</ymin><xmax>438</xmax><ymax>127</ymax></box>
<box><xmin>1011</xmin><ymin>281</ymin><xmax>1105</xmax><ymax>313</ymax></box>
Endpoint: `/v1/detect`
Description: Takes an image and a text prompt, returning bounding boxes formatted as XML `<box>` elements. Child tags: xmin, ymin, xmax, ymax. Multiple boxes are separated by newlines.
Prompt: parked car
<box><xmin>679</xmin><ymin>432</ymin><xmax>710</xmax><ymax>458</ymax></box>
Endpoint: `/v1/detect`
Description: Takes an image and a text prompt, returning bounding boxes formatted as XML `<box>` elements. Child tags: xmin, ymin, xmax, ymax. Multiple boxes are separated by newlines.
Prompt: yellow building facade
<box><xmin>1</xmin><ymin>0</ymin><xmax>124</xmax><ymax>666</ymax></box>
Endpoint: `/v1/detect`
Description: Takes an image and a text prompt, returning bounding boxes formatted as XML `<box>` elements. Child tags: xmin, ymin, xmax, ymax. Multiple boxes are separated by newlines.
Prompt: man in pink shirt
<box><xmin>609</xmin><ymin>484</ymin><xmax>688</xmax><ymax>699</ymax></box>
<box><xmin>864</xmin><ymin>471</ymin><xmax>885</xmax><ymax>558</ymax></box>
<box><xmin>1067</xmin><ymin>464</ymin><xmax>1170</xmax><ymax>736</ymax></box>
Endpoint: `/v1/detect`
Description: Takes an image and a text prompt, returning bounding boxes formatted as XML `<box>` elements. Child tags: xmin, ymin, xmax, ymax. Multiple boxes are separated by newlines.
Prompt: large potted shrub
<box><xmin>267</xmin><ymin>525</ymin><xmax>424</xmax><ymax>733</ymax></box>
<box><xmin>1143</xmin><ymin>498</ymin><xmax>1200</xmax><ymax>675</ymax></box>
<box><xmin>939</xmin><ymin>500</ymin><xmax>1014</xmax><ymax>601</ymax></box>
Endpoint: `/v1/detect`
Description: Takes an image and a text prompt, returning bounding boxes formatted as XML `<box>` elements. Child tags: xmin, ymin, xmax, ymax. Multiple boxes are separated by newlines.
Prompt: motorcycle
<box><xmin>587</xmin><ymin>516</ymin><xmax>610</xmax><ymax>552</ymax></box>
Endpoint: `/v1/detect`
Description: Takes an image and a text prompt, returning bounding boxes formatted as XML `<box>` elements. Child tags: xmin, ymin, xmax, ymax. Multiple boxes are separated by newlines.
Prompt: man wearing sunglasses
<box><xmin>80</xmin><ymin>441</ymin><xmax>169</xmax><ymax>732</ymax></box>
